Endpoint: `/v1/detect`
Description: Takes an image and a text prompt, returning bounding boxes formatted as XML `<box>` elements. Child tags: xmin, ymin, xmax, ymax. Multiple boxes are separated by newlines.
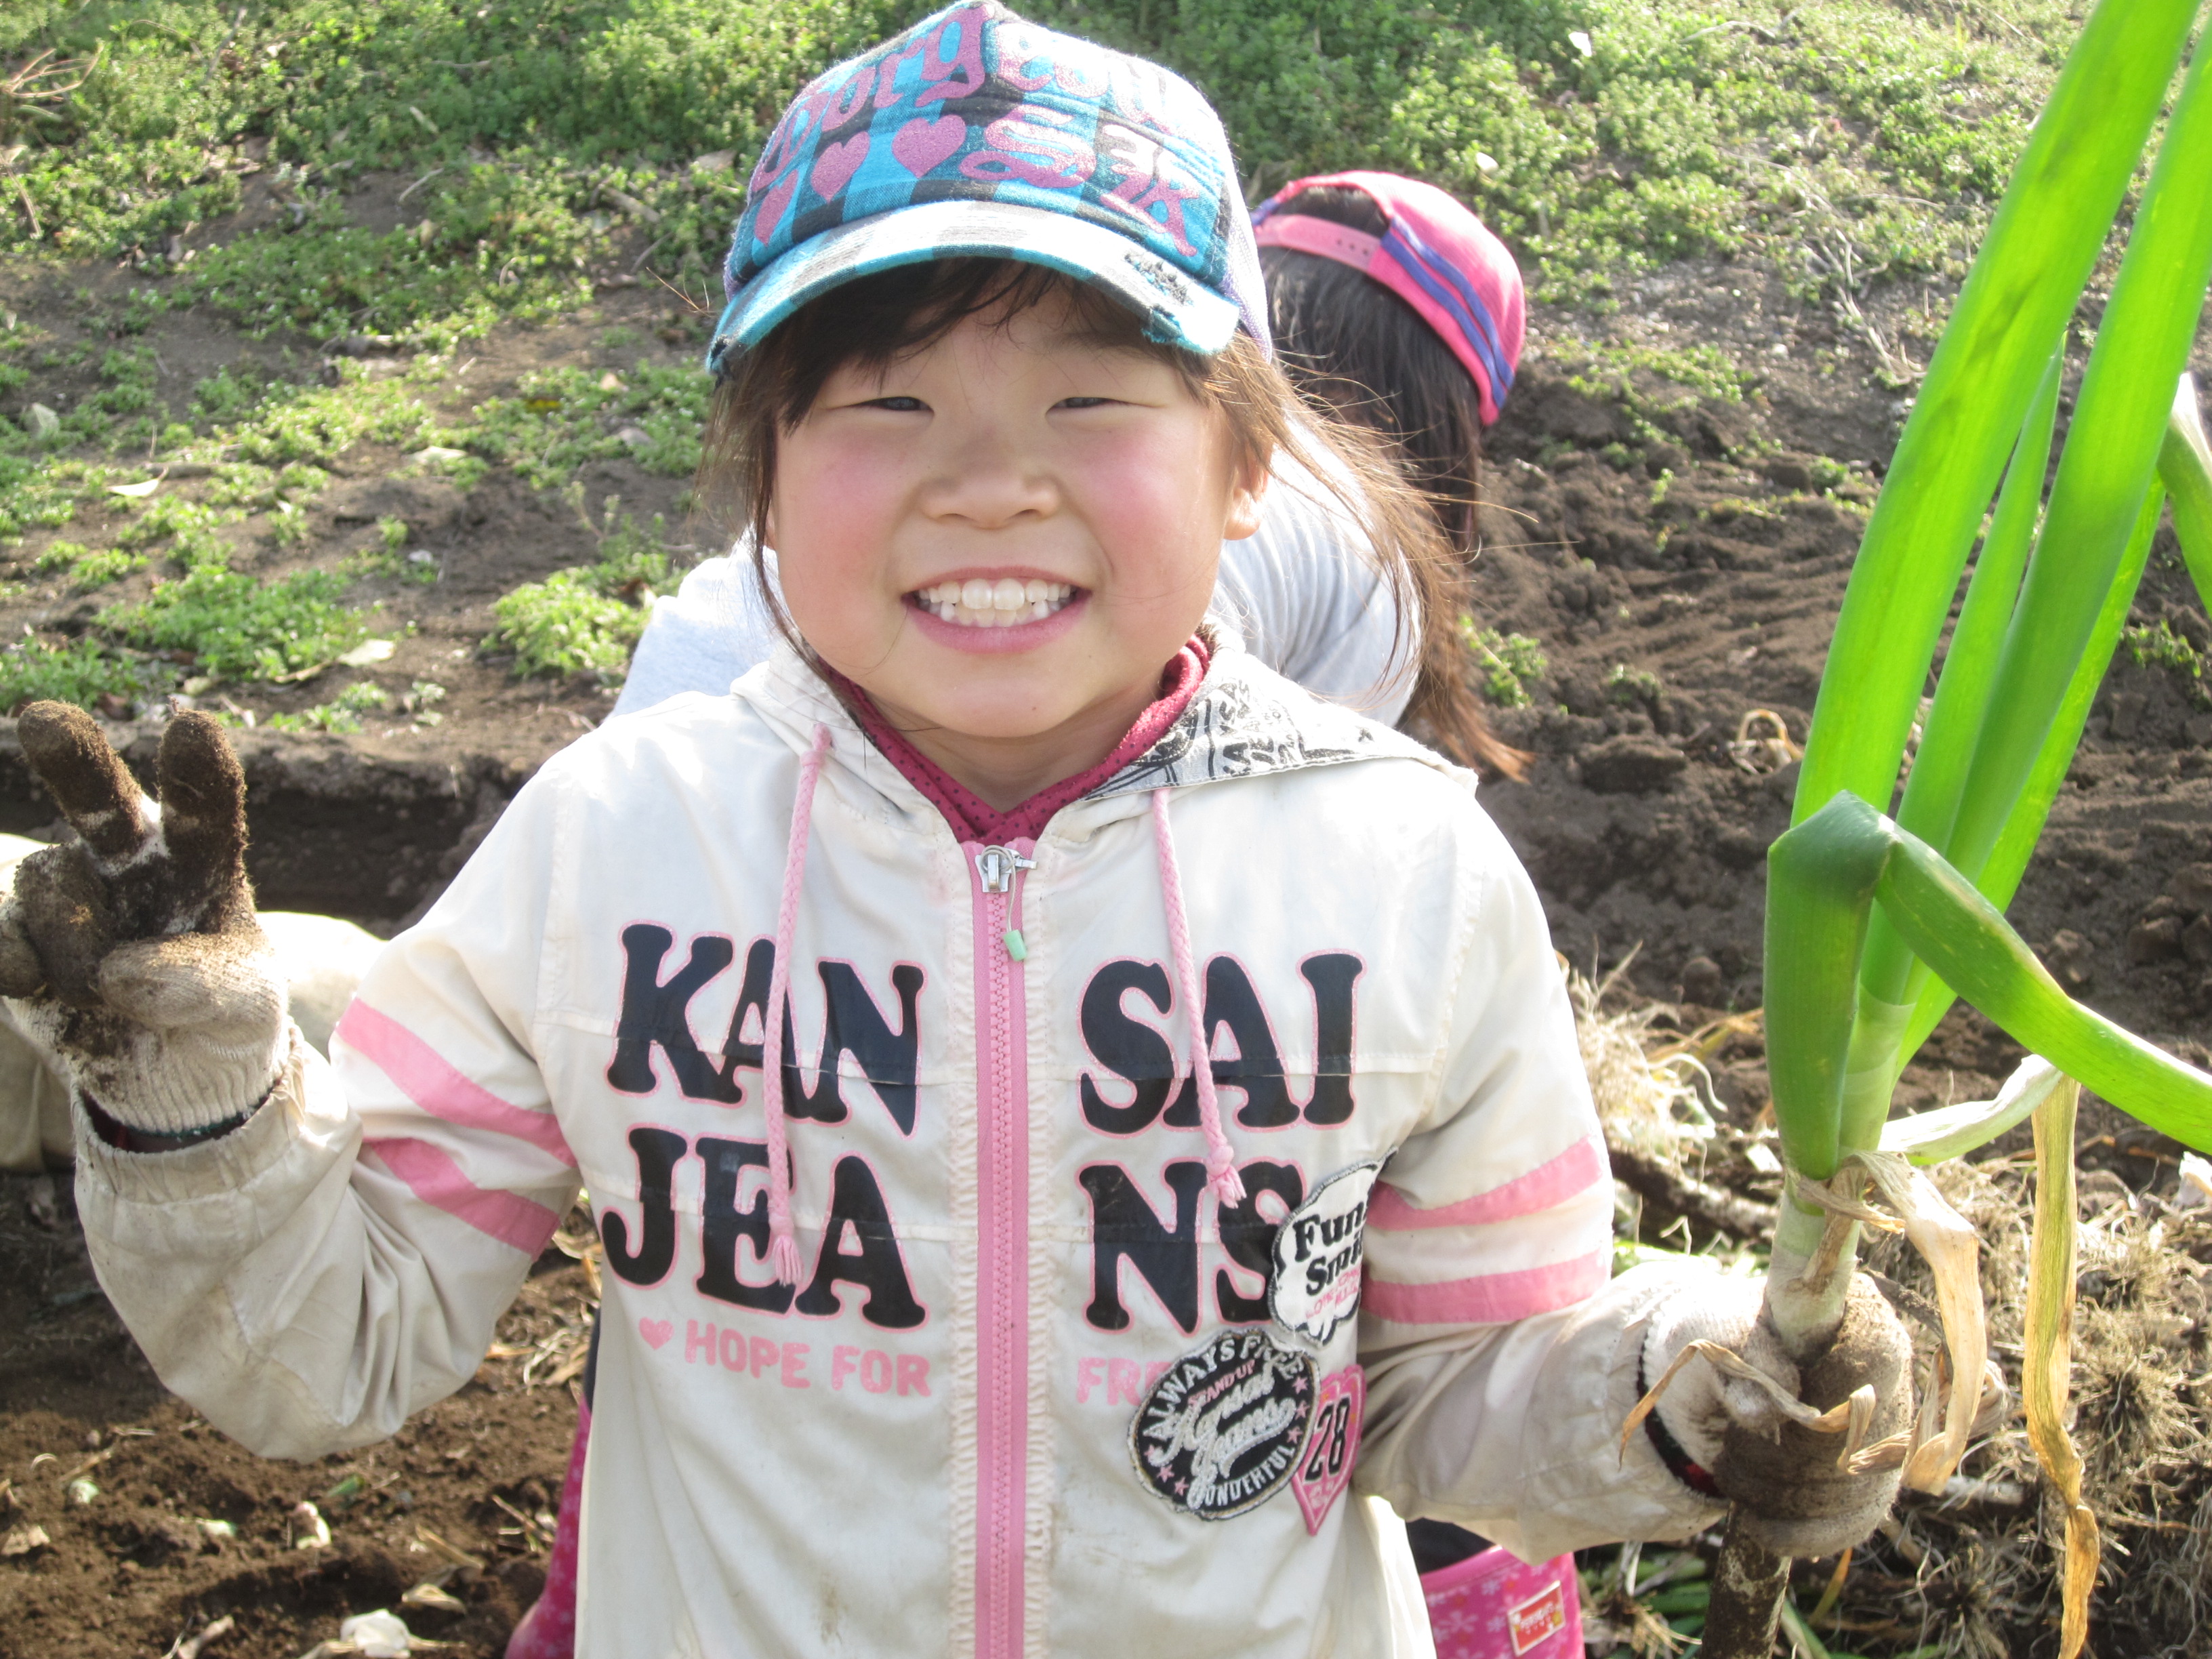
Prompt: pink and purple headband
<box><xmin>1252</xmin><ymin>170</ymin><xmax>1523</xmax><ymax>426</ymax></box>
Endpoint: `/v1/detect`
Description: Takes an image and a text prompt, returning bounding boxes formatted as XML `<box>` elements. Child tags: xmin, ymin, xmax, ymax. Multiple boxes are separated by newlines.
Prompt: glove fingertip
<box><xmin>157</xmin><ymin>711</ymin><xmax>253</xmax><ymax>920</ymax></box>
<box><xmin>19</xmin><ymin>701</ymin><xmax>152</xmax><ymax>863</ymax></box>
<box><xmin>0</xmin><ymin>933</ymin><xmax>45</xmax><ymax>998</ymax></box>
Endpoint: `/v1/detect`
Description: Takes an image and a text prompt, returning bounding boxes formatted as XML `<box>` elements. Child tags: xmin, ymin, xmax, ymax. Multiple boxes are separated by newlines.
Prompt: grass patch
<box><xmin>488</xmin><ymin>568</ymin><xmax>644</xmax><ymax>680</ymax></box>
<box><xmin>266</xmin><ymin>680</ymin><xmax>391</xmax><ymax>733</ymax></box>
<box><xmin>35</xmin><ymin>540</ymin><xmax>149</xmax><ymax>589</ymax></box>
<box><xmin>0</xmin><ymin>636</ymin><xmax>168</xmax><ymax>713</ymax></box>
<box><xmin>100</xmin><ymin>567</ymin><xmax>378</xmax><ymax>684</ymax></box>
<box><xmin>1605</xmin><ymin>662</ymin><xmax>1664</xmax><ymax>706</ymax></box>
<box><xmin>2</xmin><ymin>1</ymin><xmax>2104</xmax><ymax>319</ymax></box>
<box><xmin>463</xmin><ymin>365</ymin><xmax>710</xmax><ymax>489</ymax></box>
<box><xmin>1461</xmin><ymin>621</ymin><xmax>1549</xmax><ymax>708</ymax></box>
<box><xmin>485</xmin><ymin>497</ymin><xmax>679</xmax><ymax>679</ymax></box>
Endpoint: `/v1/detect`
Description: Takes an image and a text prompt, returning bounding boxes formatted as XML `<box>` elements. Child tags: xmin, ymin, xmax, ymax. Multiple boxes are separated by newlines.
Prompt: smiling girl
<box><xmin>5</xmin><ymin>6</ymin><xmax>1912</xmax><ymax>1656</ymax></box>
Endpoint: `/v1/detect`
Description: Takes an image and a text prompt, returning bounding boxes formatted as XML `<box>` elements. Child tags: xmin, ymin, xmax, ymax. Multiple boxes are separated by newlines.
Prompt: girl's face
<box><xmin>769</xmin><ymin>291</ymin><xmax>1267</xmax><ymax>806</ymax></box>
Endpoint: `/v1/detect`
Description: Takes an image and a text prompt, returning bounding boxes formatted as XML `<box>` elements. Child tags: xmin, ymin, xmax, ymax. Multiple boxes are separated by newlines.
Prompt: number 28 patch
<box><xmin>1290</xmin><ymin>1364</ymin><xmax>1365</xmax><ymax>1534</ymax></box>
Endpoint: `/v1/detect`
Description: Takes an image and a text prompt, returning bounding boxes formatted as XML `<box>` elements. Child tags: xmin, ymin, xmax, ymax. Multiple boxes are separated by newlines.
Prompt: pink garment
<box><xmin>1421</xmin><ymin>1544</ymin><xmax>1582</xmax><ymax>1658</ymax></box>
<box><xmin>1251</xmin><ymin>171</ymin><xmax>1524</xmax><ymax>427</ymax></box>
<box><xmin>504</xmin><ymin>1399</ymin><xmax>591</xmax><ymax>1659</ymax></box>
<box><xmin>823</xmin><ymin>638</ymin><xmax>1208</xmax><ymax>842</ymax></box>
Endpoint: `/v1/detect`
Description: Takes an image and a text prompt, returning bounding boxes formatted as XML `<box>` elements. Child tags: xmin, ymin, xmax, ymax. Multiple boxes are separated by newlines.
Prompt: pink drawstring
<box><xmin>763</xmin><ymin>724</ymin><xmax>833</xmax><ymax>1284</ymax></box>
<box><xmin>1151</xmin><ymin>789</ymin><xmax>1246</xmax><ymax>1206</ymax></box>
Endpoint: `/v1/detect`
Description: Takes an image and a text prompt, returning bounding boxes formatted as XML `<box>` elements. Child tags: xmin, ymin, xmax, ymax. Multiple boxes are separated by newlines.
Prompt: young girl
<box><xmin>3</xmin><ymin>7</ymin><xmax>1910</xmax><ymax>1656</ymax></box>
<box><xmin>614</xmin><ymin>171</ymin><xmax>1532</xmax><ymax>776</ymax></box>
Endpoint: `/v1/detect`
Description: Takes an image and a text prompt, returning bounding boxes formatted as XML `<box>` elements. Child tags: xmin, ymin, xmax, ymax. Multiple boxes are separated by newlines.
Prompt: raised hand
<box><xmin>0</xmin><ymin>701</ymin><xmax>289</xmax><ymax>1146</ymax></box>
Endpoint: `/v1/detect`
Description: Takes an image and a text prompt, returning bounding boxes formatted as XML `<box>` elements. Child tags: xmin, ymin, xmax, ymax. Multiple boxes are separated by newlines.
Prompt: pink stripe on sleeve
<box><xmin>362</xmin><ymin>1136</ymin><xmax>563</xmax><ymax>1256</ymax></box>
<box><xmin>1363</xmin><ymin>1248</ymin><xmax>1610</xmax><ymax>1326</ymax></box>
<box><xmin>1367</xmin><ymin>1136</ymin><xmax>1607</xmax><ymax>1231</ymax></box>
<box><xmin>338</xmin><ymin>1001</ymin><xmax>574</xmax><ymax>1166</ymax></box>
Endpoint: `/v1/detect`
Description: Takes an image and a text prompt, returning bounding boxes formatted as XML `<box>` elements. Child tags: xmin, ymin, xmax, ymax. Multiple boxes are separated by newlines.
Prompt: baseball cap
<box><xmin>708</xmin><ymin>1</ymin><xmax>1269</xmax><ymax>374</ymax></box>
<box><xmin>1251</xmin><ymin>171</ymin><xmax>1524</xmax><ymax>425</ymax></box>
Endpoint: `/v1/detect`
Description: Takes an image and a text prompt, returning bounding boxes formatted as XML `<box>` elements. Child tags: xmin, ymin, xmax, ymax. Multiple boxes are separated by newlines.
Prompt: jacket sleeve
<box><xmin>1353</xmin><ymin>806</ymin><xmax>1727</xmax><ymax>1557</ymax></box>
<box><xmin>71</xmin><ymin>772</ymin><xmax>581</xmax><ymax>1461</ymax></box>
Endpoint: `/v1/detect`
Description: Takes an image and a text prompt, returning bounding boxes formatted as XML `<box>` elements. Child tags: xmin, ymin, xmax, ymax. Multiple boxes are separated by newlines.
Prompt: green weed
<box><xmin>100</xmin><ymin>567</ymin><xmax>377</xmax><ymax>682</ymax></box>
<box><xmin>488</xmin><ymin>569</ymin><xmax>644</xmax><ymax>680</ymax></box>
<box><xmin>0</xmin><ymin>635</ymin><xmax>167</xmax><ymax>713</ymax></box>
<box><xmin>266</xmin><ymin>680</ymin><xmax>391</xmax><ymax>733</ymax></box>
<box><xmin>3</xmin><ymin>0</ymin><xmax>2090</xmax><ymax>315</ymax></box>
<box><xmin>114</xmin><ymin>495</ymin><xmax>242</xmax><ymax>571</ymax></box>
<box><xmin>1605</xmin><ymin>662</ymin><xmax>1665</xmax><ymax>705</ymax></box>
<box><xmin>462</xmin><ymin>365</ymin><xmax>708</xmax><ymax>490</ymax></box>
<box><xmin>2123</xmin><ymin>621</ymin><xmax>2207</xmax><ymax>705</ymax></box>
<box><xmin>486</xmin><ymin>496</ymin><xmax>680</xmax><ymax>678</ymax></box>
<box><xmin>36</xmin><ymin>541</ymin><xmax>149</xmax><ymax>589</ymax></box>
<box><xmin>1460</xmin><ymin>621</ymin><xmax>1548</xmax><ymax>708</ymax></box>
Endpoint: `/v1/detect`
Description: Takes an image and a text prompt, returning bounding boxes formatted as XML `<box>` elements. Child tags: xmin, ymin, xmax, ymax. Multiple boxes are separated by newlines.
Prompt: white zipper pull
<box><xmin>975</xmin><ymin>845</ymin><xmax>1036</xmax><ymax>895</ymax></box>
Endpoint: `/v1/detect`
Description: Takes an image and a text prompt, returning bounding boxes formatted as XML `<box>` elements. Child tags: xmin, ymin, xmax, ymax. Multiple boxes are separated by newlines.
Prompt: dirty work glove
<box><xmin>0</xmin><ymin>701</ymin><xmax>287</xmax><ymax>1146</ymax></box>
<box><xmin>1643</xmin><ymin>1272</ymin><xmax>1912</xmax><ymax>1558</ymax></box>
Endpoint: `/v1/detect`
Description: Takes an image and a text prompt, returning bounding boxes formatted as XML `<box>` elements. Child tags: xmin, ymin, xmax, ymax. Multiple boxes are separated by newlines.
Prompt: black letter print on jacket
<box><xmin>607</xmin><ymin>929</ymin><xmax>924</xmax><ymax>1132</ymax></box>
<box><xmin>722</xmin><ymin>942</ymin><xmax>926</xmax><ymax>1132</ymax></box>
<box><xmin>794</xmin><ymin>1156</ymin><xmax>926</xmax><ymax>1328</ymax></box>
<box><xmin>601</xmin><ymin>1127</ymin><xmax>689</xmax><ymax>1286</ymax></box>
<box><xmin>695</xmin><ymin>1136</ymin><xmax>795</xmax><ymax>1315</ymax></box>
<box><xmin>1079</xmin><ymin>953</ymin><xmax>1364</xmax><ymax>1132</ymax></box>
<box><xmin>1214</xmin><ymin>1162</ymin><xmax>1305</xmax><ymax>1323</ymax></box>
<box><xmin>606</xmin><ymin>926</ymin><xmax>741</xmax><ymax>1101</ymax></box>
<box><xmin>1080</xmin><ymin>1162</ymin><xmax>1208</xmax><ymax>1332</ymax></box>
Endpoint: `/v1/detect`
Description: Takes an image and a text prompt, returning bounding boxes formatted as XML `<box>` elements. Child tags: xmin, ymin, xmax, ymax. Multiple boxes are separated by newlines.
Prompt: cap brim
<box><xmin>708</xmin><ymin>200</ymin><xmax>1242</xmax><ymax>371</ymax></box>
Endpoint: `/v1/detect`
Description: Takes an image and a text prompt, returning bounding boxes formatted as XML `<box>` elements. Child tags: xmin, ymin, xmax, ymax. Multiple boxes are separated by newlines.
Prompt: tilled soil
<box><xmin>3</xmin><ymin>238</ymin><xmax>2211</xmax><ymax>1656</ymax></box>
<box><xmin>0</xmin><ymin>1174</ymin><xmax>591</xmax><ymax>1659</ymax></box>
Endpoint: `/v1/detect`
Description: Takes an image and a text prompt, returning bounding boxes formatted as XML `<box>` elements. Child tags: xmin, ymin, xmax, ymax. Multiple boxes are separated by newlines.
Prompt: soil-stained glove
<box><xmin>0</xmin><ymin>702</ymin><xmax>287</xmax><ymax>1144</ymax></box>
<box><xmin>1643</xmin><ymin>1272</ymin><xmax>1913</xmax><ymax>1557</ymax></box>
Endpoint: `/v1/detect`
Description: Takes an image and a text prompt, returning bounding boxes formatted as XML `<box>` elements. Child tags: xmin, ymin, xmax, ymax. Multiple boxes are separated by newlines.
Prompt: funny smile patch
<box><xmin>1269</xmin><ymin>1160</ymin><xmax>1380</xmax><ymax>1346</ymax></box>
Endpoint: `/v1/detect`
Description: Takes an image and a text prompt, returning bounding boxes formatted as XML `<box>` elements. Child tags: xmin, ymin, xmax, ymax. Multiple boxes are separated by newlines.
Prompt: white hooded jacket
<box><xmin>71</xmin><ymin>642</ymin><xmax>1722</xmax><ymax>1659</ymax></box>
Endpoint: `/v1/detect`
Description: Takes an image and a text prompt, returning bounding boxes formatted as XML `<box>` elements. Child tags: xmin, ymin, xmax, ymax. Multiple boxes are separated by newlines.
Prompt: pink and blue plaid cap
<box><xmin>709</xmin><ymin>1</ymin><xmax>1270</xmax><ymax>373</ymax></box>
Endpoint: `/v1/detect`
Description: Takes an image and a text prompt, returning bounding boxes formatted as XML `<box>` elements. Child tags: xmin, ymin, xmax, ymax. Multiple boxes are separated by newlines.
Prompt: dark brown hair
<box><xmin>696</xmin><ymin>257</ymin><xmax>1522</xmax><ymax>776</ymax></box>
<box><xmin>1258</xmin><ymin>185</ymin><xmax>1491</xmax><ymax>550</ymax></box>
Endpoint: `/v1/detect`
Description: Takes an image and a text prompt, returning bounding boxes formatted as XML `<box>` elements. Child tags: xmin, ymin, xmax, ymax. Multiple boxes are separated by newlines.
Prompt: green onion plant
<box><xmin>1692</xmin><ymin>3</ymin><xmax>2212</xmax><ymax>1654</ymax></box>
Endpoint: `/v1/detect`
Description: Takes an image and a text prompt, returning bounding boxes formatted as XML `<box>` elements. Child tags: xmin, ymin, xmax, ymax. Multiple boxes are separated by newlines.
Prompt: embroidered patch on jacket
<box><xmin>1130</xmin><ymin>1329</ymin><xmax>1317</xmax><ymax>1519</ymax></box>
<box><xmin>1269</xmin><ymin>1160</ymin><xmax>1380</xmax><ymax>1346</ymax></box>
<box><xmin>1290</xmin><ymin>1363</ymin><xmax>1364</xmax><ymax>1534</ymax></box>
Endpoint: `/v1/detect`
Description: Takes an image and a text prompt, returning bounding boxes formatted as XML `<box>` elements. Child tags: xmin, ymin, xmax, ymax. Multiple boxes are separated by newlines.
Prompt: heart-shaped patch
<box><xmin>811</xmin><ymin>133</ymin><xmax>871</xmax><ymax>201</ymax></box>
<box><xmin>892</xmin><ymin>115</ymin><xmax>966</xmax><ymax>178</ymax></box>
<box><xmin>751</xmin><ymin>169</ymin><xmax>800</xmax><ymax>244</ymax></box>
<box><xmin>638</xmin><ymin>1317</ymin><xmax>674</xmax><ymax>1351</ymax></box>
<box><xmin>1291</xmin><ymin>1364</ymin><xmax>1364</xmax><ymax>1534</ymax></box>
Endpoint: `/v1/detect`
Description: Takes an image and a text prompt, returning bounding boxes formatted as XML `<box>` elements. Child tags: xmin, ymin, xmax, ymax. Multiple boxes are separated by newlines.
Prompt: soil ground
<box><xmin>3</xmin><ymin>166</ymin><xmax>2212</xmax><ymax>1658</ymax></box>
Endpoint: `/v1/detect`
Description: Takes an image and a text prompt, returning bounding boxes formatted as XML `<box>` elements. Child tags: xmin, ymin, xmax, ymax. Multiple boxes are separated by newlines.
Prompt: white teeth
<box><xmin>913</xmin><ymin>578</ymin><xmax>1078</xmax><ymax>628</ymax></box>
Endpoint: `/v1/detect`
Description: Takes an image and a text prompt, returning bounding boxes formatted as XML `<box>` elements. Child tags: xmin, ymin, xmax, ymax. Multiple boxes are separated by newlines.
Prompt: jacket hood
<box><xmin>731</xmin><ymin>634</ymin><xmax>1454</xmax><ymax>836</ymax></box>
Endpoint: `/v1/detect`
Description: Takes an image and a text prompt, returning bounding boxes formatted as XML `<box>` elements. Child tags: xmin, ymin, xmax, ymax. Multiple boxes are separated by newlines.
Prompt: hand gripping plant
<box><xmin>1675</xmin><ymin>3</ymin><xmax>2212</xmax><ymax>1654</ymax></box>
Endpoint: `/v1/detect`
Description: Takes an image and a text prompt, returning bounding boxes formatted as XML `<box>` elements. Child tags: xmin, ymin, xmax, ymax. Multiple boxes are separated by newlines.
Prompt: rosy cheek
<box><xmin>1076</xmin><ymin>428</ymin><xmax>1225</xmax><ymax>574</ymax></box>
<box><xmin>777</xmin><ymin>436</ymin><xmax>897</xmax><ymax>554</ymax></box>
